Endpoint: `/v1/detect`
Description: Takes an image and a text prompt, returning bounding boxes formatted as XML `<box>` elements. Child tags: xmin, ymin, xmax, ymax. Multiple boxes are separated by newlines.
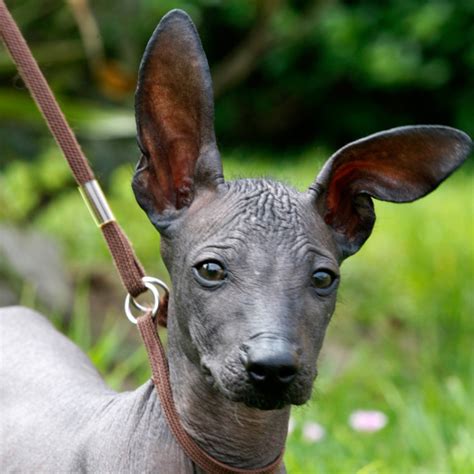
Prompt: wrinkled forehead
<box><xmin>179</xmin><ymin>179</ymin><xmax>338</xmax><ymax>261</ymax></box>
<box><xmin>223</xmin><ymin>179</ymin><xmax>303</xmax><ymax>233</ymax></box>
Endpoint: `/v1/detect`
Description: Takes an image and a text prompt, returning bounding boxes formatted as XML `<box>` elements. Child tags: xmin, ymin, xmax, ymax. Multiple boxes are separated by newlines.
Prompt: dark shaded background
<box><xmin>1</xmin><ymin>0</ymin><xmax>473</xmax><ymax>170</ymax></box>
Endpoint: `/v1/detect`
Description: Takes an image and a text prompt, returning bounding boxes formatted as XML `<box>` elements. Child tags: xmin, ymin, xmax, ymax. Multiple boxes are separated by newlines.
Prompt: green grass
<box><xmin>9</xmin><ymin>147</ymin><xmax>474</xmax><ymax>473</ymax></box>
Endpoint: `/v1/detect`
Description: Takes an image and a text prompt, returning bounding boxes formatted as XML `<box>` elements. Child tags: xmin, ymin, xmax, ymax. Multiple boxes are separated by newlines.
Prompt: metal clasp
<box><xmin>124</xmin><ymin>276</ymin><xmax>169</xmax><ymax>324</ymax></box>
<box><xmin>79</xmin><ymin>179</ymin><xmax>115</xmax><ymax>227</ymax></box>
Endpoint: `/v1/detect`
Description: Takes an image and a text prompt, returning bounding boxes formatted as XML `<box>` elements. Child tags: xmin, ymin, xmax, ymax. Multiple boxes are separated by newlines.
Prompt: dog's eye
<box><xmin>312</xmin><ymin>270</ymin><xmax>337</xmax><ymax>294</ymax></box>
<box><xmin>194</xmin><ymin>261</ymin><xmax>227</xmax><ymax>285</ymax></box>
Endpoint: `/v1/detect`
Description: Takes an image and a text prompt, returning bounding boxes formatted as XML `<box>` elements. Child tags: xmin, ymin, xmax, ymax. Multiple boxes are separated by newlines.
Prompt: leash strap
<box><xmin>0</xmin><ymin>0</ymin><xmax>146</xmax><ymax>297</ymax></box>
<box><xmin>137</xmin><ymin>311</ymin><xmax>284</xmax><ymax>474</ymax></box>
<box><xmin>0</xmin><ymin>2</ymin><xmax>283</xmax><ymax>472</ymax></box>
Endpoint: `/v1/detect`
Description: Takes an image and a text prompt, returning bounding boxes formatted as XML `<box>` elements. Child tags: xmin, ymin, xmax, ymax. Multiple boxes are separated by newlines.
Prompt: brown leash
<box><xmin>0</xmin><ymin>2</ymin><xmax>283</xmax><ymax>473</ymax></box>
<box><xmin>138</xmin><ymin>311</ymin><xmax>284</xmax><ymax>474</ymax></box>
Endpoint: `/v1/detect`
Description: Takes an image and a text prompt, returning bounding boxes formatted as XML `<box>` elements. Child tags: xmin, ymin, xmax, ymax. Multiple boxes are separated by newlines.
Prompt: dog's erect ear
<box><xmin>133</xmin><ymin>9</ymin><xmax>223</xmax><ymax>228</ymax></box>
<box><xmin>311</xmin><ymin>126</ymin><xmax>472</xmax><ymax>258</ymax></box>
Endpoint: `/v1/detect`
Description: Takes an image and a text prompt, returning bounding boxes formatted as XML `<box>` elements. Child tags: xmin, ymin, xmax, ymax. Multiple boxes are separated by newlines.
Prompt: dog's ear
<box><xmin>133</xmin><ymin>9</ymin><xmax>222</xmax><ymax>229</ymax></box>
<box><xmin>311</xmin><ymin>126</ymin><xmax>472</xmax><ymax>258</ymax></box>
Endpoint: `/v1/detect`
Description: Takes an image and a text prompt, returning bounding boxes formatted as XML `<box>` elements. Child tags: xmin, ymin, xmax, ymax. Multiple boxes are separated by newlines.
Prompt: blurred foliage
<box><xmin>1</xmin><ymin>0</ymin><xmax>474</xmax><ymax>166</ymax></box>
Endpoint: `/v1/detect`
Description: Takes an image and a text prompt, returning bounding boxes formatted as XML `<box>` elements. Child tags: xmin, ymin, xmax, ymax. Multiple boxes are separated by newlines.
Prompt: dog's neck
<box><xmin>167</xmin><ymin>317</ymin><xmax>290</xmax><ymax>470</ymax></box>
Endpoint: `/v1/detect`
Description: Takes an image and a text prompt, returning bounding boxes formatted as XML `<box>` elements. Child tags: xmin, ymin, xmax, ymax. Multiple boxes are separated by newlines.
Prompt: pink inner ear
<box><xmin>147</xmin><ymin>138</ymin><xmax>199</xmax><ymax>212</ymax></box>
<box><xmin>170</xmin><ymin>144</ymin><xmax>196</xmax><ymax>209</ymax></box>
<box><xmin>324</xmin><ymin>162</ymin><xmax>363</xmax><ymax>238</ymax></box>
<box><xmin>140</xmin><ymin>84</ymin><xmax>201</xmax><ymax>211</ymax></box>
<box><xmin>316</xmin><ymin>126</ymin><xmax>471</xmax><ymax>254</ymax></box>
<box><xmin>324</xmin><ymin>159</ymin><xmax>410</xmax><ymax>239</ymax></box>
<box><xmin>134</xmin><ymin>11</ymin><xmax>219</xmax><ymax>216</ymax></box>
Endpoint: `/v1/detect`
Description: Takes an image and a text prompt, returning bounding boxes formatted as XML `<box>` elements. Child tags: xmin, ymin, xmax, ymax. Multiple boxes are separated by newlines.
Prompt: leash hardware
<box><xmin>124</xmin><ymin>276</ymin><xmax>169</xmax><ymax>324</ymax></box>
<box><xmin>79</xmin><ymin>179</ymin><xmax>115</xmax><ymax>227</ymax></box>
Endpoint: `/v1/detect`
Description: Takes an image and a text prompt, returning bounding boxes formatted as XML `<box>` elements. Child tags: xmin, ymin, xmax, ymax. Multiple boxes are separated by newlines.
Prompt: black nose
<box><xmin>244</xmin><ymin>339</ymin><xmax>300</xmax><ymax>387</ymax></box>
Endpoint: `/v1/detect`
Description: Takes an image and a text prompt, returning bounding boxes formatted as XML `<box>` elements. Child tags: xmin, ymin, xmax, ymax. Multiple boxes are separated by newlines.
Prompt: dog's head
<box><xmin>132</xmin><ymin>10</ymin><xmax>472</xmax><ymax>410</ymax></box>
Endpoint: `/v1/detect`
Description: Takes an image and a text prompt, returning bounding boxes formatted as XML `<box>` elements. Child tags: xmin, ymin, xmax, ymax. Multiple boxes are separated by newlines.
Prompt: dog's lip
<box><xmin>201</xmin><ymin>362</ymin><xmax>212</xmax><ymax>375</ymax></box>
<box><xmin>243</xmin><ymin>397</ymin><xmax>288</xmax><ymax>411</ymax></box>
<box><xmin>238</xmin><ymin>351</ymin><xmax>248</xmax><ymax>366</ymax></box>
<box><xmin>201</xmin><ymin>364</ymin><xmax>311</xmax><ymax>411</ymax></box>
<box><xmin>200</xmin><ymin>362</ymin><xmax>216</xmax><ymax>385</ymax></box>
<box><xmin>204</xmin><ymin>364</ymin><xmax>294</xmax><ymax>403</ymax></box>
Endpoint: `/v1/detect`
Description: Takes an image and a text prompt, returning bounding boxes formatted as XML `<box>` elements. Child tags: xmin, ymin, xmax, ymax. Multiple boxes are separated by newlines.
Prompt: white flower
<box><xmin>349</xmin><ymin>410</ymin><xmax>388</xmax><ymax>432</ymax></box>
<box><xmin>302</xmin><ymin>421</ymin><xmax>325</xmax><ymax>442</ymax></box>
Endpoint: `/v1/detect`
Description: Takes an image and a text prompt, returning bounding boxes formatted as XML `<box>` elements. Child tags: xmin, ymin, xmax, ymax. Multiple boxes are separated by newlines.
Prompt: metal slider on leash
<box><xmin>79</xmin><ymin>180</ymin><xmax>115</xmax><ymax>227</ymax></box>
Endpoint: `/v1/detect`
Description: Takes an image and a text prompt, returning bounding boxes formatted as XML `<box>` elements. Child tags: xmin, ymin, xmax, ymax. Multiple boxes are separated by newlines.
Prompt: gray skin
<box><xmin>1</xmin><ymin>9</ymin><xmax>472</xmax><ymax>474</ymax></box>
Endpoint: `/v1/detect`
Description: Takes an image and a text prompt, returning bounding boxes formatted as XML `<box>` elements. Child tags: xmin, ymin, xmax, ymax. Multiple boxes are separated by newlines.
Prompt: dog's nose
<box><xmin>244</xmin><ymin>340</ymin><xmax>299</xmax><ymax>387</ymax></box>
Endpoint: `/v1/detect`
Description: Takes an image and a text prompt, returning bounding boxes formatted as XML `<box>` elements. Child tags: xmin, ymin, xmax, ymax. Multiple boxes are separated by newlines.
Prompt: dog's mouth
<box><xmin>241</xmin><ymin>389</ymin><xmax>293</xmax><ymax>411</ymax></box>
<box><xmin>201</xmin><ymin>360</ymin><xmax>313</xmax><ymax>410</ymax></box>
<box><xmin>201</xmin><ymin>363</ymin><xmax>215</xmax><ymax>385</ymax></box>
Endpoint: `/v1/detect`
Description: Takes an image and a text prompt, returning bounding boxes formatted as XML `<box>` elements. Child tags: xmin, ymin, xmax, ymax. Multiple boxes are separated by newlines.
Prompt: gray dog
<box><xmin>1</xmin><ymin>9</ymin><xmax>471</xmax><ymax>474</ymax></box>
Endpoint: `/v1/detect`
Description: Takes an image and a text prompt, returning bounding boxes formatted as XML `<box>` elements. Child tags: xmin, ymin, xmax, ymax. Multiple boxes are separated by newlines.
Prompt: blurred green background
<box><xmin>0</xmin><ymin>1</ymin><xmax>473</xmax><ymax>473</ymax></box>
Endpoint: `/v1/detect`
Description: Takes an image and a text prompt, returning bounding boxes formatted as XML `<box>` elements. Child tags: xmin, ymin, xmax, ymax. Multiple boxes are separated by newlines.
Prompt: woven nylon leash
<box><xmin>139</xmin><ymin>311</ymin><xmax>284</xmax><ymax>474</ymax></box>
<box><xmin>0</xmin><ymin>2</ymin><xmax>283</xmax><ymax>473</ymax></box>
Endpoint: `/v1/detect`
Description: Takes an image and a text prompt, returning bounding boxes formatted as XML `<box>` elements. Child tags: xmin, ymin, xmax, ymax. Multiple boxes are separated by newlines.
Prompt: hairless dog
<box><xmin>1</xmin><ymin>9</ymin><xmax>471</xmax><ymax>473</ymax></box>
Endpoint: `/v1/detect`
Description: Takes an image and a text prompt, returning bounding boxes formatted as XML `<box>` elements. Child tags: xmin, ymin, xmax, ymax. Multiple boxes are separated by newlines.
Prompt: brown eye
<box><xmin>194</xmin><ymin>261</ymin><xmax>227</xmax><ymax>286</ymax></box>
<box><xmin>312</xmin><ymin>270</ymin><xmax>337</xmax><ymax>293</ymax></box>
